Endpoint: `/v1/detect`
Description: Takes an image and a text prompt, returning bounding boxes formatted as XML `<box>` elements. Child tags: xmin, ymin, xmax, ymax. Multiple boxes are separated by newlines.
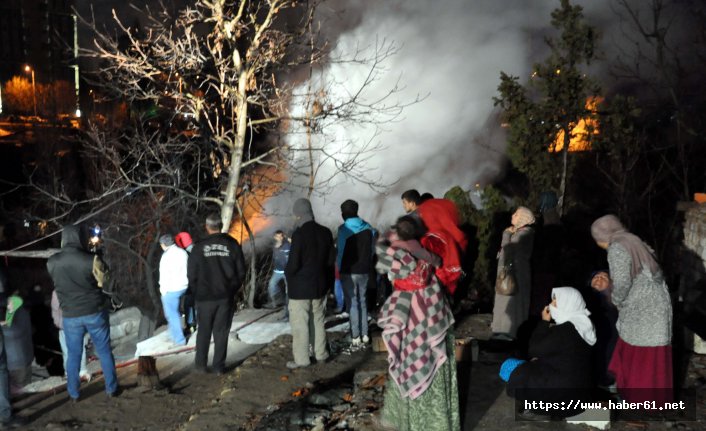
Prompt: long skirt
<box><xmin>609</xmin><ymin>337</ymin><xmax>673</xmax><ymax>404</ymax></box>
<box><xmin>381</xmin><ymin>333</ymin><xmax>460</xmax><ymax>431</ymax></box>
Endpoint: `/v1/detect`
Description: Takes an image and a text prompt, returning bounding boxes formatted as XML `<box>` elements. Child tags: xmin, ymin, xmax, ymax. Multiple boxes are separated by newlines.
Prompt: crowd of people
<box><xmin>497</xmin><ymin>209</ymin><xmax>674</xmax><ymax>420</ymax></box>
<box><xmin>0</xmin><ymin>188</ymin><xmax>678</xmax><ymax>429</ymax></box>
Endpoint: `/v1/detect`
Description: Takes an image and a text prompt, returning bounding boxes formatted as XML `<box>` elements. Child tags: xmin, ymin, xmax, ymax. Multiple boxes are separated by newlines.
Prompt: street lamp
<box><xmin>24</xmin><ymin>65</ymin><xmax>37</xmax><ymax>117</ymax></box>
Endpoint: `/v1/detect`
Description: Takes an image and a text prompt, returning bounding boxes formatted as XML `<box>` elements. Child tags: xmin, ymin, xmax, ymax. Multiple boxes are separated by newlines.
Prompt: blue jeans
<box><xmin>334</xmin><ymin>279</ymin><xmax>344</xmax><ymax>311</ymax></box>
<box><xmin>267</xmin><ymin>271</ymin><xmax>287</xmax><ymax>306</ymax></box>
<box><xmin>341</xmin><ymin>273</ymin><xmax>369</xmax><ymax>338</ymax></box>
<box><xmin>0</xmin><ymin>329</ymin><xmax>11</xmax><ymax>421</ymax></box>
<box><xmin>186</xmin><ymin>307</ymin><xmax>196</xmax><ymax>327</ymax></box>
<box><xmin>162</xmin><ymin>289</ymin><xmax>187</xmax><ymax>345</ymax></box>
<box><xmin>63</xmin><ymin>310</ymin><xmax>118</xmax><ymax>399</ymax></box>
<box><xmin>183</xmin><ymin>295</ymin><xmax>196</xmax><ymax>328</ymax></box>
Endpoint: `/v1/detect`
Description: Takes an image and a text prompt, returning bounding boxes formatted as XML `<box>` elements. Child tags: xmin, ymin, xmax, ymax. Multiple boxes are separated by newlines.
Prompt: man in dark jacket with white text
<box><xmin>187</xmin><ymin>213</ymin><xmax>246</xmax><ymax>374</ymax></box>
<box><xmin>285</xmin><ymin>199</ymin><xmax>334</xmax><ymax>369</ymax></box>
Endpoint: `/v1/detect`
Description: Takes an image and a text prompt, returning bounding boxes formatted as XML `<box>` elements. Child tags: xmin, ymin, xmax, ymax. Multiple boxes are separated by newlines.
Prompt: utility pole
<box><xmin>24</xmin><ymin>65</ymin><xmax>37</xmax><ymax>117</ymax></box>
<box><xmin>72</xmin><ymin>13</ymin><xmax>80</xmax><ymax>117</ymax></box>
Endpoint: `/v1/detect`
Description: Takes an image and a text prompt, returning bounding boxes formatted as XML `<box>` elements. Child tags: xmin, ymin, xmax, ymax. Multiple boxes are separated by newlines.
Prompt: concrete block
<box><xmin>694</xmin><ymin>333</ymin><xmax>706</xmax><ymax>355</ymax></box>
<box><xmin>566</xmin><ymin>407</ymin><xmax>610</xmax><ymax>430</ymax></box>
<box><xmin>110</xmin><ymin>306</ymin><xmax>142</xmax><ymax>341</ymax></box>
<box><xmin>110</xmin><ymin>306</ymin><xmax>142</xmax><ymax>325</ymax></box>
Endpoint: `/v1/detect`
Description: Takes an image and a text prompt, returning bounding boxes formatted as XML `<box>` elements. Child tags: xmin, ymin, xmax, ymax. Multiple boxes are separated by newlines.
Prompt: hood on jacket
<box><xmin>61</xmin><ymin>225</ymin><xmax>85</xmax><ymax>249</ymax></box>
<box><xmin>293</xmin><ymin>198</ymin><xmax>314</xmax><ymax>227</ymax></box>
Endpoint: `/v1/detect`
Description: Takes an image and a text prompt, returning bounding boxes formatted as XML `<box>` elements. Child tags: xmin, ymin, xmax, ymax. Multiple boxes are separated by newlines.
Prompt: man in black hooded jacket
<box><xmin>285</xmin><ymin>198</ymin><xmax>334</xmax><ymax>369</ymax></box>
<box><xmin>46</xmin><ymin>225</ymin><xmax>118</xmax><ymax>401</ymax></box>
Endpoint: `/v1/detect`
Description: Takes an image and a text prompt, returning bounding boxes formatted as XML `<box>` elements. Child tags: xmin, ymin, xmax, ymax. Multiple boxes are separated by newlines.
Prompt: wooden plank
<box><xmin>0</xmin><ymin>249</ymin><xmax>61</xmax><ymax>258</ymax></box>
<box><xmin>137</xmin><ymin>355</ymin><xmax>161</xmax><ymax>389</ymax></box>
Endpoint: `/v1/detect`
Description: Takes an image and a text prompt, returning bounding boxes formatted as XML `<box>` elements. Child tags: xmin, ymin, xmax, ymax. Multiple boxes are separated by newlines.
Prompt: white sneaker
<box><xmin>362</xmin><ymin>335</ymin><xmax>370</xmax><ymax>344</ymax></box>
<box><xmin>351</xmin><ymin>337</ymin><xmax>362</xmax><ymax>346</ymax></box>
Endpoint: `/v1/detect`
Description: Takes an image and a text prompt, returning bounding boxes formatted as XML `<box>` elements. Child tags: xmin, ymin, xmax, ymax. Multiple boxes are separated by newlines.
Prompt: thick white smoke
<box><xmin>269</xmin><ymin>0</ymin><xmax>568</xmax><ymax>232</ymax></box>
<box><xmin>85</xmin><ymin>0</ymin><xmax>693</xmax><ymax>237</ymax></box>
<box><xmin>270</xmin><ymin>0</ymin><xmax>691</xmax><ymax>233</ymax></box>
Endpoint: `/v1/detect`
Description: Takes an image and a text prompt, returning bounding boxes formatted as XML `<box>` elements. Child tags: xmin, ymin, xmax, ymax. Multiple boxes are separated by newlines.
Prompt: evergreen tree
<box><xmin>494</xmin><ymin>0</ymin><xmax>600</xmax><ymax>213</ymax></box>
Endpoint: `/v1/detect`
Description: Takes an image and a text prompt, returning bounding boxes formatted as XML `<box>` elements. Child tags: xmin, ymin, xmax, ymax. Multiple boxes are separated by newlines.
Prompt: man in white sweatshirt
<box><xmin>159</xmin><ymin>234</ymin><xmax>189</xmax><ymax>346</ymax></box>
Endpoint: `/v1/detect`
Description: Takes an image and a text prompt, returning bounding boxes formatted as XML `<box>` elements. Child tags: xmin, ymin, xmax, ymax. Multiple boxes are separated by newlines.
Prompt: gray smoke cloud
<box><xmin>81</xmin><ymin>0</ymin><xmax>695</xmax><ymax>238</ymax></box>
<box><xmin>268</xmin><ymin>0</ymin><xmax>697</xmax><ymax>234</ymax></box>
<box><xmin>269</xmin><ymin>0</ymin><xmax>575</xmax><ymax>231</ymax></box>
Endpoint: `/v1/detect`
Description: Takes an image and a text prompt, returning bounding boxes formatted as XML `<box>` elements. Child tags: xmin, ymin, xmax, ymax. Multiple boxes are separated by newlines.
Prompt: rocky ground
<box><xmin>12</xmin><ymin>311</ymin><xmax>706</xmax><ymax>430</ymax></box>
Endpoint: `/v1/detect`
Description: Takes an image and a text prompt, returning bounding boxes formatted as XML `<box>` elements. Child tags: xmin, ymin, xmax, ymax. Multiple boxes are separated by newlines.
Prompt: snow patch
<box><xmin>236</xmin><ymin>319</ymin><xmax>351</xmax><ymax>345</ymax></box>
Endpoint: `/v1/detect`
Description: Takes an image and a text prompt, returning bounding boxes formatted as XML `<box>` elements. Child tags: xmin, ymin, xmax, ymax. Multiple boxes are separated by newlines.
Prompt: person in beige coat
<box><xmin>491</xmin><ymin>207</ymin><xmax>535</xmax><ymax>340</ymax></box>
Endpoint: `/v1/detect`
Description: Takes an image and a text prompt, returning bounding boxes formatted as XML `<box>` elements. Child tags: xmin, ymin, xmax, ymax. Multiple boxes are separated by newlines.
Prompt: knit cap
<box><xmin>293</xmin><ymin>198</ymin><xmax>314</xmax><ymax>224</ymax></box>
<box><xmin>499</xmin><ymin>358</ymin><xmax>526</xmax><ymax>382</ymax></box>
<box><xmin>175</xmin><ymin>232</ymin><xmax>193</xmax><ymax>249</ymax></box>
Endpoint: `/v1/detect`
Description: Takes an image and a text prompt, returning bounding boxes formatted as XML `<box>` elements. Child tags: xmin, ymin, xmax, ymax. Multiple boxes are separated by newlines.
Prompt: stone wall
<box><xmin>681</xmin><ymin>204</ymin><xmax>706</xmax><ymax>353</ymax></box>
<box><xmin>681</xmin><ymin>204</ymin><xmax>706</xmax><ymax>314</ymax></box>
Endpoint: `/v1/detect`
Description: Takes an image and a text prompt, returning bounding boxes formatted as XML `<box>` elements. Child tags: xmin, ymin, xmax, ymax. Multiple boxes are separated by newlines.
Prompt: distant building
<box><xmin>0</xmin><ymin>0</ymin><xmax>77</xmax><ymax>83</ymax></box>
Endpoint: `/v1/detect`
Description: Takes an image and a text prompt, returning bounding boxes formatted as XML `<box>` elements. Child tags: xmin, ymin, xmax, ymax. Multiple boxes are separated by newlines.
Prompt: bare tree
<box><xmin>495</xmin><ymin>0</ymin><xmax>600</xmax><ymax>214</ymax></box>
<box><xmin>611</xmin><ymin>0</ymin><xmax>701</xmax><ymax>201</ymax></box>
<box><xmin>80</xmin><ymin>0</ymin><xmax>300</xmax><ymax>232</ymax></box>
<box><xmin>284</xmin><ymin>38</ymin><xmax>412</xmax><ymax>198</ymax></box>
<box><xmin>603</xmin><ymin>0</ymin><xmax>706</xmax><ymax>259</ymax></box>
<box><xmin>1</xmin><ymin>0</ymin><xmax>413</xmax><ymax>309</ymax></box>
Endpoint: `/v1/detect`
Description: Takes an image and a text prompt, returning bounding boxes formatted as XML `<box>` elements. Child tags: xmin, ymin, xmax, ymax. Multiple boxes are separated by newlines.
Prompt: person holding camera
<box><xmin>47</xmin><ymin>225</ymin><xmax>118</xmax><ymax>401</ymax></box>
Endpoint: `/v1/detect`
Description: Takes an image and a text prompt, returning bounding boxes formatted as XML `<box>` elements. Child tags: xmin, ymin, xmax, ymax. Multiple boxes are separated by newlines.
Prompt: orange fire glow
<box><xmin>228</xmin><ymin>165</ymin><xmax>285</xmax><ymax>243</ymax></box>
<box><xmin>291</xmin><ymin>387</ymin><xmax>310</xmax><ymax>397</ymax></box>
<box><xmin>549</xmin><ymin>97</ymin><xmax>601</xmax><ymax>153</ymax></box>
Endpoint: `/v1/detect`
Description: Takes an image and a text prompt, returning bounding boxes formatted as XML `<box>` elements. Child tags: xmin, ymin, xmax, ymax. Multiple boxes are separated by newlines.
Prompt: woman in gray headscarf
<box><xmin>590</xmin><ymin>215</ymin><xmax>672</xmax><ymax>404</ymax></box>
<box><xmin>491</xmin><ymin>207</ymin><xmax>535</xmax><ymax>340</ymax></box>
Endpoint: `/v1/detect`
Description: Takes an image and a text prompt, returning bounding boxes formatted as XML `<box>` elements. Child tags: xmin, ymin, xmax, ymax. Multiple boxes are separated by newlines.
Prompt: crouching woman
<box><xmin>503</xmin><ymin>287</ymin><xmax>595</xmax><ymax>418</ymax></box>
<box><xmin>374</xmin><ymin>217</ymin><xmax>460</xmax><ymax>431</ymax></box>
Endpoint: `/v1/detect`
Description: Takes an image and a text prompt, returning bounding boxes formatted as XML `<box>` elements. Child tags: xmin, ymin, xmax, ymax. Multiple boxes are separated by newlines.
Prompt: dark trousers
<box><xmin>0</xmin><ymin>329</ymin><xmax>11</xmax><ymax>421</ymax></box>
<box><xmin>195</xmin><ymin>298</ymin><xmax>234</xmax><ymax>371</ymax></box>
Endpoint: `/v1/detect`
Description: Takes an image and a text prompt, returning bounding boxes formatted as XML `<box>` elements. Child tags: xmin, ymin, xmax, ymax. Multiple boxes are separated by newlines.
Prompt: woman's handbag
<box><xmin>495</xmin><ymin>264</ymin><xmax>517</xmax><ymax>296</ymax></box>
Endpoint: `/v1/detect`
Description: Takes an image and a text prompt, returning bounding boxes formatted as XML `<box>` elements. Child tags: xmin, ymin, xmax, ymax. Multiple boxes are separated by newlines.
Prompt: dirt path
<box><xmin>14</xmin><ymin>312</ymin><xmax>706</xmax><ymax>430</ymax></box>
<box><xmin>20</xmin><ymin>340</ymin><xmax>263</xmax><ymax>430</ymax></box>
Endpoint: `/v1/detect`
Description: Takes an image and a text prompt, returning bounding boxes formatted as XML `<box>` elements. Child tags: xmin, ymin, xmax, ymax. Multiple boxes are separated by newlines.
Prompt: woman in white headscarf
<box><xmin>505</xmin><ymin>287</ymin><xmax>595</xmax><ymax>417</ymax></box>
<box><xmin>491</xmin><ymin>206</ymin><xmax>535</xmax><ymax>340</ymax></box>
